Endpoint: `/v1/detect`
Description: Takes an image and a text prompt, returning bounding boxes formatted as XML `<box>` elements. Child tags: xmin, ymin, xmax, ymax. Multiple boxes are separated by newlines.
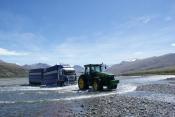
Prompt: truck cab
<box><xmin>61</xmin><ymin>66</ymin><xmax>76</xmax><ymax>85</ymax></box>
<box><xmin>43</xmin><ymin>64</ymin><xmax>76</xmax><ymax>86</ymax></box>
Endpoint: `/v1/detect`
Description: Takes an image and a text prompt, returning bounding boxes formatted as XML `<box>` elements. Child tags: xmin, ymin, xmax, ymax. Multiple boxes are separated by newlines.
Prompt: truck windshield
<box><xmin>63</xmin><ymin>70</ymin><xmax>75</xmax><ymax>75</ymax></box>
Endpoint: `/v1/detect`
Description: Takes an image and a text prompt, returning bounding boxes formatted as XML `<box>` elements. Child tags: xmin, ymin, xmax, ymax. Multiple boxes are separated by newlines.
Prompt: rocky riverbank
<box><xmin>73</xmin><ymin>94</ymin><xmax>175</xmax><ymax>117</ymax></box>
<box><xmin>136</xmin><ymin>77</ymin><xmax>175</xmax><ymax>95</ymax></box>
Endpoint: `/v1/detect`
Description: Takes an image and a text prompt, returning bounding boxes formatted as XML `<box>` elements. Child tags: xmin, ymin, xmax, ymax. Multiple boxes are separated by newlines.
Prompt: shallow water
<box><xmin>0</xmin><ymin>75</ymin><xmax>174</xmax><ymax>103</ymax></box>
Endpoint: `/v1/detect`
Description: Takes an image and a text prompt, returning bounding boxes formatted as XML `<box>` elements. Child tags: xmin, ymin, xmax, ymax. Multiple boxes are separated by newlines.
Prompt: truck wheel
<box><xmin>29</xmin><ymin>82</ymin><xmax>33</xmax><ymax>86</ymax></box>
<box><xmin>93</xmin><ymin>80</ymin><xmax>100</xmax><ymax>91</ymax></box>
<box><xmin>58</xmin><ymin>81</ymin><xmax>64</xmax><ymax>87</ymax></box>
<box><xmin>78</xmin><ymin>77</ymin><xmax>87</xmax><ymax>90</ymax></box>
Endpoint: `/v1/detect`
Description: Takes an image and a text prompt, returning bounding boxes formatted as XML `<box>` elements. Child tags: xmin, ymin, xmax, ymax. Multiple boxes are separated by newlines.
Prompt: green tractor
<box><xmin>78</xmin><ymin>64</ymin><xmax>119</xmax><ymax>91</ymax></box>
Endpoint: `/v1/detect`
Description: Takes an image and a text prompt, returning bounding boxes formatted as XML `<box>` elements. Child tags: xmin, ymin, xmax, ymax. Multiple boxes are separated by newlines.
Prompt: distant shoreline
<box><xmin>122</xmin><ymin>72</ymin><xmax>175</xmax><ymax>76</ymax></box>
<box><xmin>0</xmin><ymin>76</ymin><xmax>27</xmax><ymax>79</ymax></box>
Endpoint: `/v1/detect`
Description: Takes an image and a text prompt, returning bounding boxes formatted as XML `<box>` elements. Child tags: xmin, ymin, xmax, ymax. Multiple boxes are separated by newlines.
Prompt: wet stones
<box><xmin>80</xmin><ymin>104</ymin><xmax>84</xmax><ymax>108</ymax></box>
<box><xmin>75</xmin><ymin>94</ymin><xmax>175</xmax><ymax>117</ymax></box>
<box><xmin>136</xmin><ymin>78</ymin><xmax>175</xmax><ymax>95</ymax></box>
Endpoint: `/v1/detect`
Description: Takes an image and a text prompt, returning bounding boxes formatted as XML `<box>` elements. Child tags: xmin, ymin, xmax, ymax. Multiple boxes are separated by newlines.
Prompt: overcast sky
<box><xmin>0</xmin><ymin>0</ymin><xmax>175</xmax><ymax>65</ymax></box>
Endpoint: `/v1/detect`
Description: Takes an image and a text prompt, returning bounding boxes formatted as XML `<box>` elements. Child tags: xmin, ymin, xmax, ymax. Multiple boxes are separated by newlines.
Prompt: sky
<box><xmin>0</xmin><ymin>0</ymin><xmax>175</xmax><ymax>65</ymax></box>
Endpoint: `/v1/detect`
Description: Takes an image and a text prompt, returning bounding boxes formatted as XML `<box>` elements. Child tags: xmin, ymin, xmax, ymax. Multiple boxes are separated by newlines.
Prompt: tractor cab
<box><xmin>78</xmin><ymin>64</ymin><xmax>119</xmax><ymax>91</ymax></box>
<box><xmin>84</xmin><ymin>64</ymin><xmax>102</xmax><ymax>75</ymax></box>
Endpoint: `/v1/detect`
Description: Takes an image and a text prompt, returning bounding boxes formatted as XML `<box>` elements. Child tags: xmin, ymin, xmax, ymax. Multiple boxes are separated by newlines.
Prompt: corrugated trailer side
<box><xmin>43</xmin><ymin>65</ymin><xmax>60</xmax><ymax>86</ymax></box>
<box><xmin>29</xmin><ymin>68</ymin><xmax>44</xmax><ymax>85</ymax></box>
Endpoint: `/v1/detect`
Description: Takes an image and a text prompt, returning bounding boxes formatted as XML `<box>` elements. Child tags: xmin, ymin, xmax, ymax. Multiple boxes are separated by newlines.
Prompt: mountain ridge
<box><xmin>0</xmin><ymin>60</ymin><xmax>27</xmax><ymax>78</ymax></box>
<box><xmin>22</xmin><ymin>63</ymin><xmax>51</xmax><ymax>70</ymax></box>
<box><xmin>1</xmin><ymin>53</ymin><xmax>175</xmax><ymax>78</ymax></box>
<box><xmin>107</xmin><ymin>53</ymin><xmax>175</xmax><ymax>75</ymax></box>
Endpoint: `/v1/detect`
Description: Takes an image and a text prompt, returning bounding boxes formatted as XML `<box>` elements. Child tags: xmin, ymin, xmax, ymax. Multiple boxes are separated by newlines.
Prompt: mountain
<box><xmin>73</xmin><ymin>65</ymin><xmax>84</xmax><ymax>73</ymax></box>
<box><xmin>107</xmin><ymin>53</ymin><xmax>175</xmax><ymax>75</ymax></box>
<box><xmin>22</xmin><ymin>63</ymin><xmax>50</xmax><ymax>70</ymax></box>
<box><xmin>0</xmin><ymin>60</ymin><xmax>27</xmax><ymax>78</ymax></box>
<box><xmin>0</xmin><ymin>60</ymin><xmax>5</xmax><ymax>63</ymax></box>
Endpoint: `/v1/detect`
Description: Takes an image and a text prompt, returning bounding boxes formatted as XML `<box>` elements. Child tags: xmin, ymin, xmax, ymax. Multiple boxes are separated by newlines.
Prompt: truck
<box><xmin>78</xmin><ymin>64</ymin><xmax>119</xmax><ymax>91</ymax></box>
<box><xmin>29</xmin><ymin>64</ymin><xmax>76</xmax><ymax>86</ymax></box>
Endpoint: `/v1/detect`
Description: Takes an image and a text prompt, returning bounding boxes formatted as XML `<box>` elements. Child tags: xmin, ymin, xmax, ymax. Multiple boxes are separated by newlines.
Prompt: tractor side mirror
<box><xmin>105</xmin><ymin>65</ymin><xmax>107</xmax><ymax>69</ymax></box>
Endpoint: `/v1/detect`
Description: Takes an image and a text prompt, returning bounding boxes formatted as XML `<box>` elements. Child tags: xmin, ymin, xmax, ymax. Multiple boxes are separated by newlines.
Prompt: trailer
<box><xmin>29</xmin><ymin>68</ymin><xmax>44</xmax><ymax>85</ymax></box>
<box><xmin>28</xmin><ymin>64</ymin><xmax>76</xmax><ymax>86</ymax></box>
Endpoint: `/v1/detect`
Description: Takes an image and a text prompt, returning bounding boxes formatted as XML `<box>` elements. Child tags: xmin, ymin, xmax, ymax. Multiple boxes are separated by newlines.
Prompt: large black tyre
<box><xmin>92</xmin><ymin>79</ymin><xmax>102</xmax><ymax>91</ymax></box>
<box><xmin>57</xmin><ymin>81</ymin><xmax>64</xmax><ymax>87</ymax></box>
<box><xmin>78</xmin><ymin>76</ymin><xmax>88</xmax><ymax>90</ymax></box>
<box><xmin>29</xmin><ymin>81</ymin><xmax>33</xmax><ymax>85</ymax></box>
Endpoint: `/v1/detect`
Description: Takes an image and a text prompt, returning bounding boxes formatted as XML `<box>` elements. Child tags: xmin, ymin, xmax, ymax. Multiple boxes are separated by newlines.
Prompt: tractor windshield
<box><xmin>91</xmin><ymin>66</ymin><xmax>102</xmax><ymax>72</ymax></box>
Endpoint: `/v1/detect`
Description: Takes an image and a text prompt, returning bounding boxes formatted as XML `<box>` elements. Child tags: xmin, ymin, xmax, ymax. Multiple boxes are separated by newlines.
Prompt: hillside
<box><xmin>73</xmin><ymin>65</ymin><xmax>84</xmax><ymax>73</ymax></box>
<box><xmin>107</xmin><ymin>53</ymin><xmax>175</xmax><ymax>75</ymax></box>
<box><xmin>0</xmin><ymin>60</ymin><xmax>27</xmax><ymax>78</ymax></box>
<box><xmin>22</xmin><ymin>63</ymin><xmax>50</xmax><ymax>70</ymax></box>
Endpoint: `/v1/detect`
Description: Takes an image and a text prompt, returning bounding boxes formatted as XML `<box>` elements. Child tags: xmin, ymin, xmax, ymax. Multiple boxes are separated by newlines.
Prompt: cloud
<box><xmin>165</xmin><ymin>16</ymin><xmax>173</xmax><ymax>21</ymax></box>
<box><xmin>133</xmin><ymin>51</ymin><xmax>143</xmax><ymax>55</ymax></box>
<box><xmin>54</xmin><ymin>23</ymin><xmax>175</xmax><ymax>65</ymax></box>
<box><xmin>171</xmin><ymin>43</ymin><xmax>175</xmax><ymax>47</ymax></box>
<box><xmin>119</xmin><ymin>16</ymin><xmax>153</xmax><ymax>29</ymax></box>
<box><xmin>0</xmin><ymin>48</ymin><xmax>28</xmax><ymax>56</ymax></box>
<box><xmin>0</xmin><ymin>31</ymin><xmax>48</xmax><ymax>52</ymax></box>
<box><xmin>137</xmin><ymin>16</ymin><xmax>151</xmax><ymax>24</ymax></box>
<box><xmin>55</xmin><ymin>35</ymin><xmax>147</xmax><ymax>65</ymax></box>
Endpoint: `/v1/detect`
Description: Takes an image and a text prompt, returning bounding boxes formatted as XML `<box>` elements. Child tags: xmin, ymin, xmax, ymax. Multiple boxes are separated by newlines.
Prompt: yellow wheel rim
<box><xmin>79</xmin><ymin>78</ymin><xmax>84</xmax><ymax>89</ymax></box>
<box><xmin>93</xmin><ymin>81</ymin><xmax>98</xmax><ymax>91</ymax></box>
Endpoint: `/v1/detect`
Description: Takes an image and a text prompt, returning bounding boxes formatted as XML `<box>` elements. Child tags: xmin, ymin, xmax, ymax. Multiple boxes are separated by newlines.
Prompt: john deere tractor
<box><xmin>78</xmin><ymin>64</ymin><xmax>119</xmax><ymax>91</ymax></box>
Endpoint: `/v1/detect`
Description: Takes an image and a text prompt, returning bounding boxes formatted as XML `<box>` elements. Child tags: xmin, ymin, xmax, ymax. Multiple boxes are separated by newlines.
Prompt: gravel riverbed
<box><xmin>136</xmin><ymin>77</ymin><xmax>175</xmax><ymax>95</ymax></box>
<box><xmin>74</xmin><ymin>94</ymin><xmax>175</xmax><ymax>117</ymax></box>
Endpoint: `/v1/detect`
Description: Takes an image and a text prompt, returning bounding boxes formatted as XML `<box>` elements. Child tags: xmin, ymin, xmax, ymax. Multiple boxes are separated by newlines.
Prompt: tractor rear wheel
<box><xmin>78</xmin><ymin>77</ymin><xmax>87</xmax><ymax>90</ymax></box>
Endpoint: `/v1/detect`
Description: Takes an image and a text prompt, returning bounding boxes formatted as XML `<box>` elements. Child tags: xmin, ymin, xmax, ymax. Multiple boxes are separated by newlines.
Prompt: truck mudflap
<box><xmin>108</xmin><ymin>80</ymin><xmax>119</xmax><ymax>89</ymax></box>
